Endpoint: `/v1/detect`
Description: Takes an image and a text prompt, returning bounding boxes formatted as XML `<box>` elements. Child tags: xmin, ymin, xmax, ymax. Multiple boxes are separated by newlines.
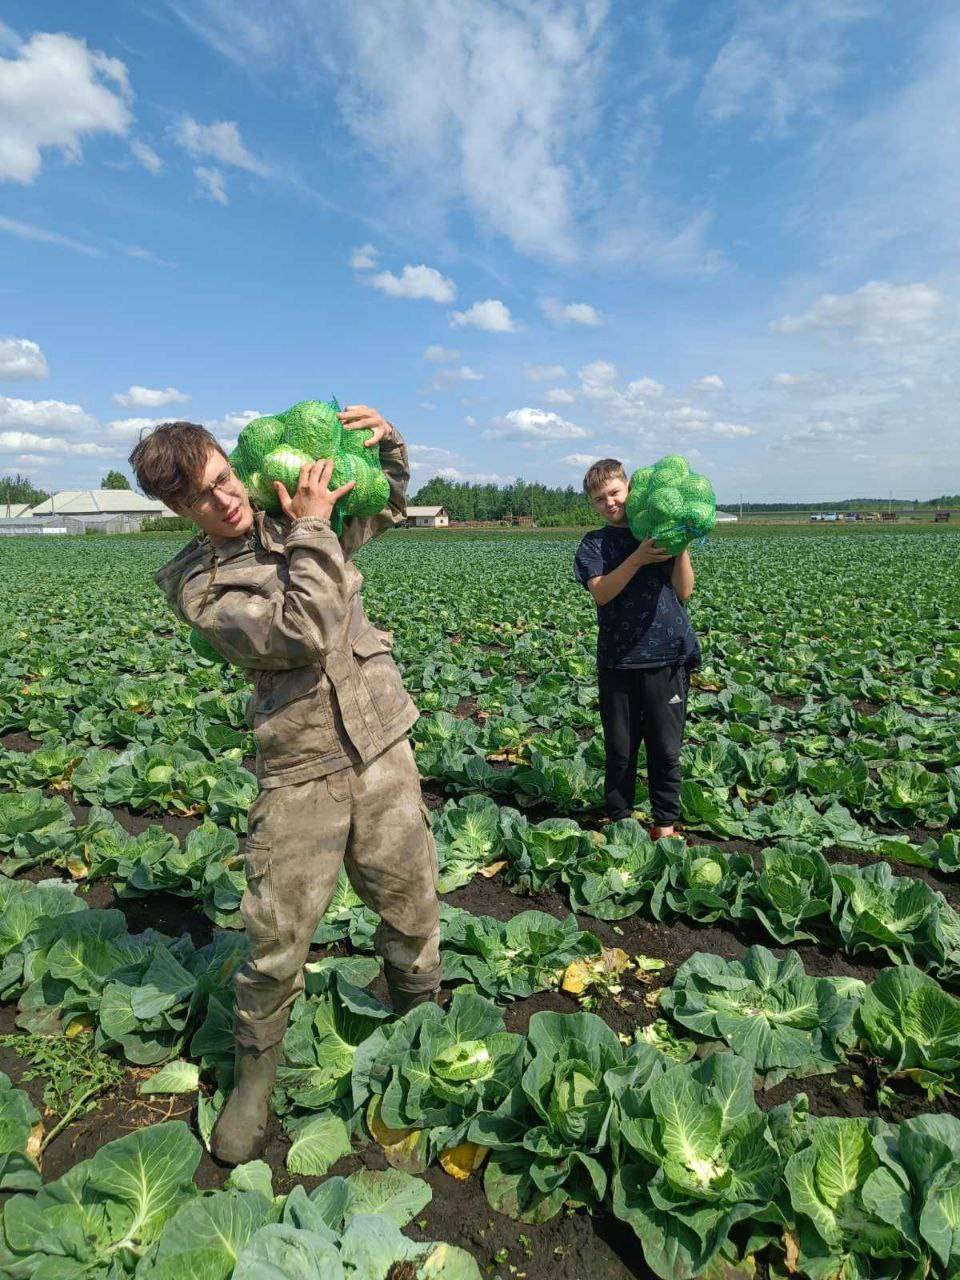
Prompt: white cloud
<box><xmin>370</xmin><ymin>264</ymin><xmax>456</xmax><ymax>302</ymax></box>
<box><xmin>207</xmin><ymin>409</ymin><xmax>263</xmax><ymax>437</ymax></box>
<box><xmin>131</xmin><ymin>139</ymin><xmax>162</xmax><ymax>174</ymax></box>
<box><xmin>694</xmin><ymin>374</ymin><xmax>725</xmax><ymax>391</ymax></box>
<box><xmin>168</xmin><ymin>1</ymin><xmax>720</xmax><ymax>275</ymax></box>
<box><xmin>709</xmin><ymin>421</ymin><xmax>756</xmax><ymax>438</ymax></box>
<box><xmin>485</xmin><ymin>407</ymin><xmax>589</xmax><ymax>444</ymax></box>
<box><xmin>194</xmin><ymin>165</ymin><xmax>228</xmax><ymax>205</ymax></box>
<box><xmin>332</xmin><ymin>2</ymin><xmax>606</xmax><ymax>260</ymax></box>
<box><xmin>546</xmin><ymin>387</ymin><xmax>575</xmax><ymax>404</ymax></box>
<box><xmin>0</xmin><ymin>396</ymin><xmax>96</xmax><ymax>433</ymax></box>
<box><xmin>429</xmin><ymin>365</ymin><xmax>483</xmax><ymax>391</ymax></box>
<box><xmin>424</xmin><ymin>344</ymin><xmax>460</xmax><ymax>363</ymax></box>
<box><xmin>560</xmin><ymin>452</ymin><xmax>601</xmax><ymax>468</ymax></box>
<box><xmin>106</xmin><ymin>416</ymin><xmax>169</xmax><ymax>437</ymax></box>
<box><xmin>450</xmin><ymin>299</ymin><xmax>517</xmax><ymax>332</ymax></box>
<box><xmin>0</xmin><ymin>430</ymin><xmax>111</xmax><ymax>456</ymax></box>
<box><xmin>771</xmin><ymin>281</ymin><xmax>942</xmax><ymax>344</ymax></box>
<box><xmin>0</xmin><ymin>31</ymin><xmax>132</xmax><ymax>183</ymax></box>
<box><xmin>626</xmin><ymin>377</ymin><xmax>665</xmax><ymax>398</ymax></box>
<box><xmin>525</xmin><ymin>363</ymin><xmax>567</xmax><ymax>382</ymax></box>
<box><xmin>700</xmin><ymin>1</ymin><xmax>871</xmax><ymax>136</ymax></box>
<box><xmin>113</xmin><ymin>385</ymin><xmax>190</xmax><ymax>408</ymax></box>
<box><xmin>0</xmin><ymin>214</ymin><xmax>100</xmax><ymax>256</ymax></box>
<box><xmin>174</xmin><ymin>116</ymin><xmax>266</xmax><ymax>174</ymax></box>
<box><xmin>407</xmin><ymin>443</ymin><xmax>461</xmax><ymax>470</ymax></box>
<box><xmin>540</xmin><ymin>297</ymin><xmax>602</xmax><ymax>326</ymax></box>
<box><xmin>0</xmin><ymin>338</ymin><xmax>48</xmax><ymax>381</ymax></box>
<box><xmin>349</xmin><ymin>243</ymin><xmax>379</xmax><ymax>270</ymax></box>
<box><xmin>123</xmin><ymin>245</ymin><xmax>173</xmax><ymax>267</ymax></box>
<box><xmin>773</xmin><ymin>372</ymin><xmax>802</xmax><ymax>386</ymax></box>
<box><xmin>579</xmin><ymin>360</ymin><xmax>619</xmax><ymax>398</ymax></box>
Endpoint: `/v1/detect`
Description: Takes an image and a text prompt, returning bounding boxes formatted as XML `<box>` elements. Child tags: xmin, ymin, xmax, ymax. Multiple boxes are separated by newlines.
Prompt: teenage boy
<box><xmin>130</xmin><ymin>407</ymin><xmax>440</xmax><ymax>1165</ymax></box>
<box><xmin>574</xmin><ymin>458</ymin><xmax>700</xmax><ymax>838</ymax></box>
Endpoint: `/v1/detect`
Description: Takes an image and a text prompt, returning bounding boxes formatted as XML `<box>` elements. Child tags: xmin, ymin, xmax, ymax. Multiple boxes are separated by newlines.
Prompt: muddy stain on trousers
<box><xmin>233</xmin><ymin>735</ymin><xmax>440</xmax><ymax>1050</ymax></box>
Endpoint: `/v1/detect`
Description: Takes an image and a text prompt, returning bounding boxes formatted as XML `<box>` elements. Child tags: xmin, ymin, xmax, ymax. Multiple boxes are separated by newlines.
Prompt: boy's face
<box><xmin>589</xmin><ymin>475</ymin><xmax>629</xmax><ymax>525</ymax></box>
<box><xmin>173</xmin><ymin>448</ymin><xmax>254</xmax><ymax>539</ymax></box>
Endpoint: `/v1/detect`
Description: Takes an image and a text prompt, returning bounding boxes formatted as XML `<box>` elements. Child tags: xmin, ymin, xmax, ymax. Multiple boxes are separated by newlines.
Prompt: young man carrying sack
<box><xmin>130</xmin><ymin>406</ymin><xmax>441</xmax><ymax>1165</ymax></box>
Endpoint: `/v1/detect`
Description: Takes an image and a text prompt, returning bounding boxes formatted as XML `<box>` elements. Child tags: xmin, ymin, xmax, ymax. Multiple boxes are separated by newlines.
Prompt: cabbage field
<box><xmin>0</xmin><ymin>525</ymin><xmax>959</xmax><ymax>1280</ymax></box>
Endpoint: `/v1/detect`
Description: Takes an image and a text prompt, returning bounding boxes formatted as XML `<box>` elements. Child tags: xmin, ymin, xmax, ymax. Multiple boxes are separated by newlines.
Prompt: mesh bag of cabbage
<box><xmin>228</xmin><ymin>396</ymin><xmax>390</xmax><ymax>533</ymax></box>
<box><xmin>625</xmin><ymin>454</ymin><xmax>717</xmax><ymax>555</ymax></box>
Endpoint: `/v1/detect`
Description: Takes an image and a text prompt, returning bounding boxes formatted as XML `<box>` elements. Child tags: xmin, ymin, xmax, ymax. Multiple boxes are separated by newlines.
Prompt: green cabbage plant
<box><xmin>659</xmin><ymin>946</ymin><xmax>863</xmax><ymax>1087</ymax></box>
<box><xmin>611</xmin><ymin>1053</ymin><xmax>781</xmax><ymax>1278</ymax></box>
<box><xmin>469</xmin><ymin>1010</ymin><xmax>661</xmax><ymax>1223</ymax></box>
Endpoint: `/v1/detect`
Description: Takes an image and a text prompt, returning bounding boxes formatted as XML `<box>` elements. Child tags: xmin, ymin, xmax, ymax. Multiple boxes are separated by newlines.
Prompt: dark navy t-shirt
<box><xmin>573</xmin><ymin>525</ymin><xmax>701</xmax><ymax>670</ymax></box>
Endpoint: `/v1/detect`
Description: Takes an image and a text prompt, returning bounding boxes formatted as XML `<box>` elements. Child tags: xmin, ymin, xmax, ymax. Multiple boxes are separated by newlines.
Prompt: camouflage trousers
<box><xmin>233</xmin><ymin>734</ymin><xmax>441</xmax><ymax>1050</ymax></box>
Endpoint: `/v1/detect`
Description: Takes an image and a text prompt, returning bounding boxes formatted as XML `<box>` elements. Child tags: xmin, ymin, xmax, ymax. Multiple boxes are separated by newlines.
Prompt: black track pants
<box><xmin>597</xmin><ymin>664</ymin><xmax>689</xmax><ymax>824</ymax></box>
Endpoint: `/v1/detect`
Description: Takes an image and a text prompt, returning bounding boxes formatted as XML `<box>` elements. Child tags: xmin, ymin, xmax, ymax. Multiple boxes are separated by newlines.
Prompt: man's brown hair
<box><xmin>583</xmin><ymin>458</ymin><xmax>627</xmax><ymax>495</ymax></box>
<box><xmin>128</xmin><ymin>422</ymin><xmax>227</xmax><ymax>507</ymax></box>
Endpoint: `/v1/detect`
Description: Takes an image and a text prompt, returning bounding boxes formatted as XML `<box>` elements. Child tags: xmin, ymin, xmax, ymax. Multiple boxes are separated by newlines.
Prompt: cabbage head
<box><xmin>229</xmin><ymin>396</ymin><xmax>390</xmax><ymax>527</ymax></box>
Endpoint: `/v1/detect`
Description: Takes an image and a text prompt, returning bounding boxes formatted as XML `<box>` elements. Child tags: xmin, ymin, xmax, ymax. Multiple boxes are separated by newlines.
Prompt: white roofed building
<box><xmin>405</xmin><ymin>505</ymin><xmax>450</xmax><ymax>528</ymax></box>
<box><xmin>24</xmin><ymin>490</ymin><xmax>175</xmax><ymax>519</ymax></box>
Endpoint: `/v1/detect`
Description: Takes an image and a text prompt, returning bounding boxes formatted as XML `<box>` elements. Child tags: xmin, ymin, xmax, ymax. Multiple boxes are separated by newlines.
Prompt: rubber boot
<box><xmin>384</xmin><ymin>961</ymin><xmax>443</xmax><ymax>1015</ymax></box>
<box><xmin>210</xmin><ymin>1040</ymin><xmax>282</xmax><ymax>1166</ymax></box>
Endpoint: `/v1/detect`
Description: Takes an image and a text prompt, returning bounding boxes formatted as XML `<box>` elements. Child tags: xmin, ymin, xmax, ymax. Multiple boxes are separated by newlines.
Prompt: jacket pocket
<box><xmin>251</xmin><ymin>665</ymin><xmax>336</xmax><ymax>767</ymax></box>
<box><xmin>351</xmin><ymin>626</ymin><xmax>409</xmax><ymax>725</ymax></box>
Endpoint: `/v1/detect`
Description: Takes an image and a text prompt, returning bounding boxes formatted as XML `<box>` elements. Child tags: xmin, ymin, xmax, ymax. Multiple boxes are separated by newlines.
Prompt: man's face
<box><xmin>175</xmin><ymin>448</ymin><xmax>254</xmax><ymax>539</ymax></box>
<box><xmin>589</xmin><ymin>476</ymin><xmax>629</xmax><ymax>524</ymax></box>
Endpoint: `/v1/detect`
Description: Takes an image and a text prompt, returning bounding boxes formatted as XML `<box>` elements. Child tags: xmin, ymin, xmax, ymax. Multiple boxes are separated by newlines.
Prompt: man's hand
<box><xmin>338</xmin><ymin>404</ymin><xmax>393</xmax><ymax>447</ymax></box>
<box><xmin>631</xmin><ymin>537</ymin><xmax>672</xmax><ymax>567</ymax></box>
<box><xmin>274</xmin><ymin>459</ymin><xmax>355</xmax><ymax>522</ymax></box>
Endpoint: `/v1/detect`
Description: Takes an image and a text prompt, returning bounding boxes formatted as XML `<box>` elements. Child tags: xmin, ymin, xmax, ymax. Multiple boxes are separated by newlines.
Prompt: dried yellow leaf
<box><xmin>439</xmin><ymin>1141</ymin><xmax>489</xmax><ymax>1179</ymax></box>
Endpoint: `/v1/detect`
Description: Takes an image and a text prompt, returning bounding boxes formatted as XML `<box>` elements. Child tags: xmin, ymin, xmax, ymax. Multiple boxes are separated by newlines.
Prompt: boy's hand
<box><xmin>338</xmin><ymin>404</ymin><xmax>393</xmax><ymax>447</ymax></box>
<box><xmin>274</xmin><ymin>459</ymin><xmax>355</xmax><ymax>522</ymax></box>
<box><xmin>632</xmin><ymin>537</ymin><xmax>672</xmax><ymax>566</ymax></box>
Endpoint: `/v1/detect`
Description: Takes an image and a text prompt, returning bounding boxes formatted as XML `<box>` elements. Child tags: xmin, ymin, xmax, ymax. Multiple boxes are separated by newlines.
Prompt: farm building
<box><xmin>0</xmin><ymin>515</ymin><xmax>80</xmax><ymax>537</ymax></box>
<box><xmin>715</xmin><ymin>509</ymin><xmax>738</xmax><ymax>522</ymax></box>
<box><xmin>20</xmin><ymin>489</ymin><xmax>174</xmax><ymax>530</ymax></box>
<box><xmin>0</xmin><ymin>502</ymin><xmax>31</xmax><ymax>518</ymax></box>
<box><xmin>405</xmin><ymin>505</ymin><xmax>450</xmax><ymax>528</ymax></box>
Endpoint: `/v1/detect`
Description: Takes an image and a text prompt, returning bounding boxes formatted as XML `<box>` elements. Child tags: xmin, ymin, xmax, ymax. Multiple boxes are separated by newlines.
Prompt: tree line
<box><xmin>0</xmin><ymin>473</ymin><xmax>48</xmax><ymax>509</ymax></box>
<box><xmin>411</xmin><ymin>475</ymin><xmax>596</xmax><ymax>525</ymax></box>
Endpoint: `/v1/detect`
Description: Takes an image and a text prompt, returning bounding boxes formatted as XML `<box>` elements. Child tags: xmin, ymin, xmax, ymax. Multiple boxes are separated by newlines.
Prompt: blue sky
<box><xmin>1</xmin><ymin>1</ymin><xmax>958</xmax><ymax>502</ymax></box>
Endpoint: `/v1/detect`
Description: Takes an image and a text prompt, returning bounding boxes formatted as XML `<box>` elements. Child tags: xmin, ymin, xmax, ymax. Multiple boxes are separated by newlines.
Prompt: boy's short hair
<box><xmin>128</xmin><ymin>422</ymin><xmax>227</xmax><ymax>506</ymax></box>
<box><xmin>583</xmin><ymin>458</ymin><xmax>627</xmax><ymax>495</ymax></box>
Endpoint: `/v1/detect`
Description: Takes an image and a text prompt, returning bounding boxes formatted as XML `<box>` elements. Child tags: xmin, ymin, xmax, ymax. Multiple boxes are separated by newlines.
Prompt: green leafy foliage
<box><xmin>659</xmin><ymin>946</ymin><xmax>863</xmax><ymax>1086</ymax></box>
<box><xmin>469</xmin><ymin>1010</ymin><xmax>659</xmax><ymax>1222</ymax></box>
<box><xmin>611</xmin><ymin>1053</ymin><xmax>781</xmax><ymax>1278</ymax></box>
<box><xmin>439</xmin><ymin>904</ymin><xmax>602</xmax><ymax>1000</ymax></box>
<box><xmin>356</xmin><ymin>988</ymin><xmax>524</xmax><ymax>1171</ymax></box>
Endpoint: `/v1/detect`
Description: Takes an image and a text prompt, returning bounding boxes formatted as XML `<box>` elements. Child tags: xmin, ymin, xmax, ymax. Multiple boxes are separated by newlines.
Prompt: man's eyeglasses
<box><xmin>185</xmin><ymin>465</ymin><xmax>235</xmax><ymax>511</ymax></box>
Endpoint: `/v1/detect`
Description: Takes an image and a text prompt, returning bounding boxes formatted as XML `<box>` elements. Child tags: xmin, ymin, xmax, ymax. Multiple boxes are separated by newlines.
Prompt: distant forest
<box><xmin>411</xmin><ymin>474</ymin><xmax>596</xmax><ymax>525</ymax></box>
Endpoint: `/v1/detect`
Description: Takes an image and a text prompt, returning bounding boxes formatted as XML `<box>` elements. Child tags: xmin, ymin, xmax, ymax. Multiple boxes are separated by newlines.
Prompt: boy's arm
<box><xmin>338</xmin><ymin>422</ymin><xmax>409</xmax><ymax>561</ymax></box>
<box><xmin>180</xmin><ymin>518</ymin><xmax>353</xmax><ymax>670</ymax></box>
<box><xmin>671</xmin><ymin>549</ymin><xmax>695</xmax><ymax>603</ymax></box>
<box><xmin>587</xmin><ymin>538</ymin><xmax>671</xmax><ymax>606</ymax></box>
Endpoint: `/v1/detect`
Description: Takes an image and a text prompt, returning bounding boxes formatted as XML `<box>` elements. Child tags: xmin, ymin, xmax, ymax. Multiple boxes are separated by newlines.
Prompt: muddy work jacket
<box><xmin>154</xmin><ymin>430</ymin><xmax>418</xmax><ymax>789</ymax></box>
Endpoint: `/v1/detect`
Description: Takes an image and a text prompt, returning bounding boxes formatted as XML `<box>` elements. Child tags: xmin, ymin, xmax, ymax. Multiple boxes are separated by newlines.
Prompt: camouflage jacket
<box><xmin>154</xmin><ymin>430</ymin><xmax>418</xmax><ymax>788</ymax></box>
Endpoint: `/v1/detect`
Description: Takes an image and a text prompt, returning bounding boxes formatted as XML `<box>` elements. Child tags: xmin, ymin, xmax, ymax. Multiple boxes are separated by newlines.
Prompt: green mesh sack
<box><xmin>626</xmin><ymin>454</ymin><xmax>716</xmax><ymax>555</ymax></box>
<box><xmin>229</xmin><ymin>395</ymin><xmax>392</xmax><ymax>533</ymax></box>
